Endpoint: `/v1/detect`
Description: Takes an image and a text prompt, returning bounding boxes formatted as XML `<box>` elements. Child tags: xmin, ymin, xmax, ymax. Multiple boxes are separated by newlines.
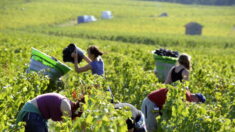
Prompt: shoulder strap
<box><xmin>179</xmin><ymin>68</ymin><xmax>185</xmax><ymax>74</ymax></box>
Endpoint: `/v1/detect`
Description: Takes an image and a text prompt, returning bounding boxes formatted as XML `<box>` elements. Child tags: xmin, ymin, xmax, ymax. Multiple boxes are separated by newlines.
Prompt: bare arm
<box><xmin>164</xmin><ymin>67</ymin><xmax>174</xmax><ymax>84</ymax></box>
<box><xmin>74</xmin><ymin>50</ymin><xmax>92</xmax><ymax>73</ymax></box>
<box><xmin>60</xmin><ymin>99</ymin><xmax>72</xmax><ymax>117</ymax></box>
<box><xmin>182</xmin><ymin>70</ymin><xmax>189</xmax><ymax>81</ymax></box>
<box><xmin>74</xmin><ymin>64</ymin><xmax>92</xmax><ymax>73</ymax></box>
<box><xmin>83</xmin><ymin>55</ymin><xmax>92</xmax><ymax>63</ymax></box>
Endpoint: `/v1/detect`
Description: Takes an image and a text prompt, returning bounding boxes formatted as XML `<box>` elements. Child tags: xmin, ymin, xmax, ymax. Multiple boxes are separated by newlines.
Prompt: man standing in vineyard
<box><xmin>141</xmin><ymin>88</ymin><xmax>206</xmax><ymax>132</ymax></box>
<box><xmin>16</xmin><ymin>93</ymin><xmax>84</xmax><ymax>132</ymax></box>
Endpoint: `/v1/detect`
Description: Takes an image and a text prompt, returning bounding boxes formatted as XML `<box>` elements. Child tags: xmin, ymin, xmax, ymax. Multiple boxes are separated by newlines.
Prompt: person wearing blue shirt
<box><xmin>72</xmin><ymin>45</ymin><xmax>113</xmax><ymax>102</ymax></box>
<box><xmin>72</xmin><ymin>45</ymin><xmax>104</xmax><ymax>76</ymax></box>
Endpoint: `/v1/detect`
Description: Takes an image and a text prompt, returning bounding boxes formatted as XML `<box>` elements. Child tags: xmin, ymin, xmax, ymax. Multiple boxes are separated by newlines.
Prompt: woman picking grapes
<box><xmin>72</xmin><ymin>45</ymin><xmax>104</xmax><ymax>76</ymax></box>
<box><xmin>164</xmin><ymin>53</ymin><xmax>191</xmax><ymax>84</ymax></box>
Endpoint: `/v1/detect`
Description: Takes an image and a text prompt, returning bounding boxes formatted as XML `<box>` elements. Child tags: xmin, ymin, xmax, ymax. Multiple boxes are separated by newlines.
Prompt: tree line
<box><xmin>146</xmin><ymin>0</ymin><xmax>235</xmax><ymax>6</ymax></box>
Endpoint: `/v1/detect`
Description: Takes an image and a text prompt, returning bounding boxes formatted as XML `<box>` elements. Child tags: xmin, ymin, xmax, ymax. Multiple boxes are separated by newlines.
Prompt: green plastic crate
<box><xmin>27</xmin><ymin>48</ymin><xmax>71</xmax><ymax>80</ymax></box>
<box><xmin>153</xmin><ymin>53</ymin><xmax>177</xmax><ymax>82</ymax></box>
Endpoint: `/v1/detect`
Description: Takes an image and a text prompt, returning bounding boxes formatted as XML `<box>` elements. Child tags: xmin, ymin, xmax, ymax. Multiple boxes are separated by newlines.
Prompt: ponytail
<box><xmin>88</xmin><ymin>46</ymin><xmax>103</xmax><ymax>58</ymax></box>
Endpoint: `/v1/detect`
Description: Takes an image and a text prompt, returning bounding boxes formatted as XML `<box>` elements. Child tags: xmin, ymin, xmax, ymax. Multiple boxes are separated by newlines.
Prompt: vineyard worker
<box><xmin>16</xmin><ymin>93</ymin><xmax>84</xmax><ymax>132</ymax></box>
<box><xmin>164</xmin><ymin>53</ymin><xmax>191</xmax><ymax>84</ymax></box>
<box><xmin>72</xmin><ymin>45</ymin><xmax>104</xmax><ymax>76</ymax></box>
<box><xmin>141</xmin><ymin>88</ymin><xmax>206</xmax><ymax>132</ymax></box>
<box><xmin>72</xmin><ymin>45</ymin><xmax>115</xmax><ymax>102</ymax></box>
<box><xmin>115</xmin><ymin>103</ymin><xmax>147</xmax><ymax>132</ymax></box>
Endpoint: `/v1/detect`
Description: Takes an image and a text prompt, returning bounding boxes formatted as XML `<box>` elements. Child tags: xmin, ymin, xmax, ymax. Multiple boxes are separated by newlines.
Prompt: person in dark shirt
<box><xmin>141</xmin><ymin>88</ymin><xmax>206</xmax><ymax>132</ymax></box>
<box><xmin>165</xmin><ymin>53</ymin><xmax>191</xmax><ymax>84</ymax></box>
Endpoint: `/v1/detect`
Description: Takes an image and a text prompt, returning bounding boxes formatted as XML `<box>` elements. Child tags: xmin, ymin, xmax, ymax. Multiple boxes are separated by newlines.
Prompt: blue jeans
<box><xmin>23</xmin><ymin>112</ymin><xmax>48</xmax><ymax>132</ymax></box>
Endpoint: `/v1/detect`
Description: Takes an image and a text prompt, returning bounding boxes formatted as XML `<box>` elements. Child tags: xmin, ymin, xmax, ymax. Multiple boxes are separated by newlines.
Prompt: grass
<box><xmin>1</xmin><ymin>0</ymin><xmax>234</xmax><ymax>38</ymax></box>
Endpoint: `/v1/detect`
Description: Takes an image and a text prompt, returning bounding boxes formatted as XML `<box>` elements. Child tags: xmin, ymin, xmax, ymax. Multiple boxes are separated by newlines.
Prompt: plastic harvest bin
<box><xmin>27</xmin><ymin>48</ymin><xmax>72</xmax><ymax>80</ymax></box>
<box><xmin>153</xmin><ymin>52</ymin><xmax>177</xmax><ymax>82</ymax></box>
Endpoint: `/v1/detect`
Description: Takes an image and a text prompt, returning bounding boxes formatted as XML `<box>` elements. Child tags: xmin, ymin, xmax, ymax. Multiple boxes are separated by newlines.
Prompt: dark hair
<box><xmin>71</xmin><ymin>96</ymin><xmax>85</xmax><ymax>120</ymax></box>
<box><xmin>63</xmin><ymin>43</ymin><xmax>83</xmax><ymax>63</ymax></box>
<box><xmin>87</xmin><ymin>46</ymin><xmax>103</xmax><ymax>58</ymax></box>
<box><xmin>178</xmin><ymin>53</ymin><xmax>191</xmax><ymax>70</ymax></box>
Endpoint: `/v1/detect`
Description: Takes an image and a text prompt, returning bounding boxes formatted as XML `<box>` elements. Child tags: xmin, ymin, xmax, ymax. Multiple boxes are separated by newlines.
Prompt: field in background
<box><xmin>1</xmin><ymin>0</ymin><xmax>234</xmax><ymax>47</ymax></box>
<box><xmin>0</xmin><ymin>0</ymin><xmax>235</xmax><ymax>131</ymax></box>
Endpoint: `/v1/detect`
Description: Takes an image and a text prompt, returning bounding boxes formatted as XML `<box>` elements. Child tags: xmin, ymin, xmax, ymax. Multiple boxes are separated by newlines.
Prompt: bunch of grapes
<box><xmin>154</xmin><ymin>48</ymin><xmax>179</xmax><ymax>58</ymax></box>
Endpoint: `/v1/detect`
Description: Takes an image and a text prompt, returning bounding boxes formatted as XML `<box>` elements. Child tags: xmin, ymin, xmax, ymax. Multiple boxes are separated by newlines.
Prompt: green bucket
<box><xmin>153</xmin><ymin>53</ymin><xmax>177</xmax><ymax>82</ymax></box>
<box><xmin>27</xmin><ymin>48</ymin><xmax>71</xmax><ymax>80</ymax></box>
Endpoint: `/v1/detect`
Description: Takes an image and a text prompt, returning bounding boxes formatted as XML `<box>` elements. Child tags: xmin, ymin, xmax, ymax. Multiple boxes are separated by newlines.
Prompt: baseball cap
<box><xmin>195</xmin><ymin>93</ymin><xmax>206</xmax><ymax>103</ymax></box>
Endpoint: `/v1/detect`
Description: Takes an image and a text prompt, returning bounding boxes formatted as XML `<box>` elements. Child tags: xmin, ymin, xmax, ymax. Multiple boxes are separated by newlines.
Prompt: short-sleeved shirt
<box><xmin>89</xmin><ymin>59</ymin><xmax>104</xmax><ymax>75</ymax></box>
<box><xmin>148</xmin><ymin>88</ymin><xmax>168</xmax><ymax>109</ymax></box>
<box><xmin>36</xmin><ymin>93</ymin><xmax>70</xmax><ymax>121</ymax></box>
<box><xmin>148</xmin><ymin>88</ymin><xmax>192</xmax><ymax>109</ymax></box>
